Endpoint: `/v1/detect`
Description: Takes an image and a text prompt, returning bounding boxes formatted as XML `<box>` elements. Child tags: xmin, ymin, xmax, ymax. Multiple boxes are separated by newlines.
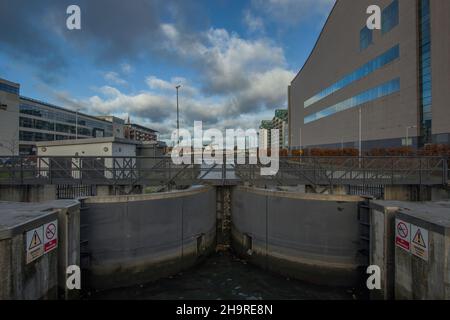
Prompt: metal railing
<box><xmin>0</xmin><ymin>155</ymin><xmax>448</xmax><ymax>188</ymax></box>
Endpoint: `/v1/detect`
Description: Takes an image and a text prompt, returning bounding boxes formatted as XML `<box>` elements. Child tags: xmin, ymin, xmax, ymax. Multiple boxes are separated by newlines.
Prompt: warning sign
<box><xmin>411</xmin><ymin>225</ymin><xmax>429</xmax><ymax>261</ymax></box>
<box><xmin>26</xmin><ymin>226</ymin><xmax>44</xmax><ymax>264</ymax></box>
<box><xmin>44</xmin><ymin>220</ymin><xmax>58</xmax><ymax>253</ymax></box>
<box><xmin>395</xmin><ymin>219</ymin><xmax>411</xmax><ymax>252</ymax></box>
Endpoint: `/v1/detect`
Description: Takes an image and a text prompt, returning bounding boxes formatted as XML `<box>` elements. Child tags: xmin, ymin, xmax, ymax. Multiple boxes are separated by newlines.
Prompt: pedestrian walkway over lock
<box><xmin>0</xmin><ymin>155</ymin><xmax>448</xmax><ymax>190</ymax></box>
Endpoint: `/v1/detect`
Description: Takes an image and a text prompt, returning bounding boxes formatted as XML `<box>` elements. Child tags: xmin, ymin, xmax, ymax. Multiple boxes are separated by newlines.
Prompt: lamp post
<box><xmin>358</xmin><ymin>107</ymin><xmax>362</xmax><ymax>158</ymax></box>
<box><xmin>175</xmin><ymin>85</ymin><xmax>181</xmax><ymax>144</ymax></box>
<box><xmin>405</xmin><ymin>125</ymin><xmax>417</xmax><ymax>147</ymax></box>
<box><xmin>75</xmin><ymin>108</ymin><xmax>80</xmax><ymax>140</ymax></box>
<box><xmin>299</xmin><ymin>127</ymin><xmax>302</xmax><ymax>152</ymax></box>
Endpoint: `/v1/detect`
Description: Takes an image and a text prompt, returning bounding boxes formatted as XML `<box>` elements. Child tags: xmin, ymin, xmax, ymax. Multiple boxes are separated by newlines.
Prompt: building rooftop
<box><xmin>127</xmin><ymin>122</ymin><xmax>158</xmax><ymax>133</ymax></box>
<box><xmin>274</xmin><ymin>109</ymin><xmax>288</xmax><ymax>121</ymax></box>
<box><xmin>20</xmin><ymin>96</ymin><xmax>112</xmax><ymax>125</ymax></box>
<box><xmin>35</xmin><ymin>136</ymin><xmax>142</xmax><ymax>147</ymax></box>
<box><xmin>260</xmin><ymin>120</ymin><xmax>274</xmax><ymax>129</ymax></box>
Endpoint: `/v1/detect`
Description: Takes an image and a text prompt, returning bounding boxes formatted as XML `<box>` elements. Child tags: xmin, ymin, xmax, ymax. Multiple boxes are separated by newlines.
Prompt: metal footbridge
<box><xmin>0</xmin><ymin>155</ymin><xmax>448</xmax><ymax>190</ymax></box>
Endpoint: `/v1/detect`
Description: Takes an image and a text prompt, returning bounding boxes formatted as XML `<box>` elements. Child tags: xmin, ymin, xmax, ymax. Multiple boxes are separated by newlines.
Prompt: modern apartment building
<box><xmin>272</xmin><ymin>109</ymin><xmax>289</xmax><ymax>149</ymax></box>
<box><xmin>124</xmin><ymin>118</ymin><xmax>158</xmax><ymax>142</ymax></box>
<box><xmin>259</xmin><ymin>109</ymin><xmax>289</xmax><ymax>149</ymax></box>
<box><xmin>259</xmin><ymin>120</ymin><xmax>273</xmax><ymax>149</ymax></box>
<box><xmin>0</xmin><ymin>77</ymin><xmax>157</xmax><ymax>155</ymax></box>
<box><xmin>289</xmin><ymin>0</ymin><xmax>450</xmax><ymax>151</ymax></box>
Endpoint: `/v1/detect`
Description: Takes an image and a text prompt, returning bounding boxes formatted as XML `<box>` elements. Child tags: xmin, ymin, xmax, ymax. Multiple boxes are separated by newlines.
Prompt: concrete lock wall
<box><xmin>370</xmin><ymin>200</ymin><xmax>450</xmax><ymax>300</ymax></box>
<box><xmin>0</xmin><ymin>207</ymin><xmax>59</xmax><ymax>300</ymax></box>
<box><xmin>369</xmin><ymin>200</ymin><xmax>404</xmax><ymax>300</ymax></box>
<box><xmin>81</xmin><ymin>186</ymin><xmax>216</xmax><ymax>290</ymax></box>
<box><xmin>0</xmin><ymin>185</ymin><xmax>57</xmax><ymax>202</ymax></box>
<box><xmin>0</xmin><ymin>200</ymin><xmax>80</xmax><ymax>300</ymax></box>
<box><xmin>394</xmin><ymin>202</ymin><xmax>450</xmax><ymax>300</ymax></box>
<box><xmin>231</xmin><ymin>186</ymin><xmax>366</xmax><ymax>287</ymax></box>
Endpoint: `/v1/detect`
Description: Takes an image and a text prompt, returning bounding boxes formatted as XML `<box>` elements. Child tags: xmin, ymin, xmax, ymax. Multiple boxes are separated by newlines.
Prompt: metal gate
<box><xmin>347</xmin><ymin>185</ymin><xmax>385</xmax><ymax>199</ymax></box>
<box><xmin>56</xmin><ymin>184</ymin><xmax>96</xmax><ymax>199</ymax></box>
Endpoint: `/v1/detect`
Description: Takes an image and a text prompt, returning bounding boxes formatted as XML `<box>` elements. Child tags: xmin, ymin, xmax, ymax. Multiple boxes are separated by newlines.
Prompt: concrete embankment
<box><xmin>81</xmin><ymin>186</ymin><xmax>216</xmax><ymax>290</ymax></box>
<box><xmin>231</xmin><ymin>186</ymin><xmax>366</xmax><ymax>287</ymax></box>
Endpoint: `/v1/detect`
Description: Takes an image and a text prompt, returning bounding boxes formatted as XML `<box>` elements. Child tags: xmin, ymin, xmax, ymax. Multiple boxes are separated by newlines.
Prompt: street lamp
<box><xmin>175</xmin><ymin>85</ymin><xmax>181</xmax><ymax>143</ymax></box>
<box><xmin>358</xmin><ymin>106</ymin><xmax>362</xmax><ymax>158</ymax></box>
<box><xmin>75</xmin><ymin>108</ymin><xmax>80</xmax><ymax>140</ymax></box>
<box><xmin>405</xmin><ymin>125</ymin><xmax>417</xmax><ymax>147</ymax></box>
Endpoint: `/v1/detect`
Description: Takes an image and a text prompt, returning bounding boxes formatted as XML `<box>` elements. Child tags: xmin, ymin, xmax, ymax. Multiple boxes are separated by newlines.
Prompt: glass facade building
<box><xmin>419</xmin><ymin>0</ymin><xmax>432</xmax><ymax>145</ymax></box>
<box><xmin>360</xmin><ymin>26</ymin><xmax>373</xmax><ymax>51</ymax></box>
<box><xmin>304</xmin><ymin>78</ymin><xmax>400</xmax><ymax>124</ymax></box>
<box><xmin>304</xmin><ymin>45</ymin><xmax>400</xmax><ymax>108</ymax></box>
<box><xmin>288</xmin><ymin>0</ymin><xmax>450</xmax><ymax>151</ymax></box>
<box><xmin>18</xmin><ymin>97</ymin><xmax>114</xmax><ymax>154</ymax></box>
<box><xmin>382</xmin><ymin>0</ymin><xmax>399</xmax><ymax>34</ymax></box>
<box><xmin>0</xmin><ymin>82</ymin><xmax>19</xmax><ymax>95</ymax></box>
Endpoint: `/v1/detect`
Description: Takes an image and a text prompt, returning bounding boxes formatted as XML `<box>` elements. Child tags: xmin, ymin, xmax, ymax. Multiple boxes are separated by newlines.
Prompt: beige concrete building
<box><xmin>289</xmin><ymin>0</ymin><xmax>450</xmax><ymax>150</ymax></box>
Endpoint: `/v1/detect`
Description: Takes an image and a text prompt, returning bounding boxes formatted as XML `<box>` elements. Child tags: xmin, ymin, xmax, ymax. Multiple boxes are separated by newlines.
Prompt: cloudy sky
<box><xmin>0</xmin><ymin>0</ymin><xmax>335</xmax><ymax>143</ymax></box>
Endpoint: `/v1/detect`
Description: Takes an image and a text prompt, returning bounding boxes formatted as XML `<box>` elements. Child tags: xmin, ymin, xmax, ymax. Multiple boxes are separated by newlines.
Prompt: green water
<box><xmin>87</xmin><ymin>251</ymin><xmax>366</xmax><ymax>300</ymax></box>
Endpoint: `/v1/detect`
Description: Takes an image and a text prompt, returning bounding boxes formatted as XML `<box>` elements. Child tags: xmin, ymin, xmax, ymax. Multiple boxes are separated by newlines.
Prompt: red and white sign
<box><xmin>44</xmin><ymin>220</ymin><xmax>58</xmax><ymax>253</ymax></box>
<box><xmin>395</xmin><ymin>219</ymin><xmax>411</xmax><ymax>252</ymax></box>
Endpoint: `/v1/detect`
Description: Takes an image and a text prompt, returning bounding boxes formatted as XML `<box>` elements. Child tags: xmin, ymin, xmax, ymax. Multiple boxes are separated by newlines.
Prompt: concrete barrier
<box><xmin>0</xmin><ymin>204</ymin><xmax>59</xmax><ymax>299</ymax></box>
<box><xmin>394</xmin><ymin>202</ymin><xmax>450</xmax><ymax>299</ymax></box>
<box><xmin>231</xmin><ymin>186</ymin><xmax>366</xmax><ymax>287</ymax></box>
<box><xmin>0</xmin><ymin>185</ymin><xmax>57</xmax><ymax>202</ymax></box>
<box><xmin>81</xmin><ymin>186</ymin><xmax>216</xmax><ymax>290</ymax></box>
<box><xmin>369</xmin><ymin>200</ymin><xmax>404</xmax><ymax>300</ymax></box>
<box><xmin>0</xmin><ymin>200</ymin><xmax>80</xmax><ymax>300</ymax></box>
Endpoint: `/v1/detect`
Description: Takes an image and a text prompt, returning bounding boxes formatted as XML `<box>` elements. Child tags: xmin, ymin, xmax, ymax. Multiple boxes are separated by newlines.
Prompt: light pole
<box><xmin>405</xmin><ymin>125</ymin><xmax>417</xmax><ymax>147</ymax></box>
<box><xmin>358</xmin><ymin>106</ymin><xmax>362</xmax><ymax>158</ymax></box>
<box><xmin>299</xmin><ymin>127</ymin><xmax>302</xmax><ymax>152</ymax></box>
<box><xmin>75</xmin><ymin>108</ymin><xmax>80</xmax><ymax>140</ymax></box>
<box><xmin>175</xmin><ymin>85</ymin><xmax>181</xmax><ymax>143</ymax></box>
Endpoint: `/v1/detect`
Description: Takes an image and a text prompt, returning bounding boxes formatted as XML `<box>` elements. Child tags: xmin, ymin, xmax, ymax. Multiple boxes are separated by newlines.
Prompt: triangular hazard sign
<box><xmin>29</xmin><ymin>230</ymin><xmax>42</xmax><ymax>250</ymax></box>
<box><xmin>412</xmin><ymin>229</ymin><xmax>426</xmax><ymax>248</ymax></box>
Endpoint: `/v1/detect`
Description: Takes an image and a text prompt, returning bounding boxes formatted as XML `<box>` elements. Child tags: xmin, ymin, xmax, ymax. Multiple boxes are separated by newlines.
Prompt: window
<box><xmin>55</xmin><ymin>123</ymin><xmax>76</xmax><ymax>134</ymax></box>
<box><xmin>360</xmin><ymin>26</ymin><xmax>373</xmax><ymax>51</ymax></box>
<box><xmin>0</xmin><ymin>83</ymin><xmax>19</xmax><ymax>95</ymax></box>
<box><xmin>419</xmin><ymin>0</ymin><xmax>432</xmax><ymax>145</ymax></box>
<box><xmin>19</xmin><ymin>131</ymin><xmax>55</xmax><ymax>142</ymax></box>
<box><xmin>304</xmin><ymin>78</ymin><xmax>400</xmax><ymax>124</ymax></box>
<box><xmin>382</xmin><ymin>0</ymin><xmax>399</xmax><ymax>34</ymax></box>
<box><xmin>304</xmin><ymin>45</ymin><xmax>400</xmax><ymax>108</ymax></box>
<box><xmin>19</xmin><ymin>117</ymin><xmax>54</xmax><ymax>131</ymax></box>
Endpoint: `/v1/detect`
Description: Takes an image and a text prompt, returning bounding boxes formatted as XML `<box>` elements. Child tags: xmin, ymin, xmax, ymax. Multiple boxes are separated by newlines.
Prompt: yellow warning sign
<box><xmin>29</xmin><ymin>230</ymin><xmax>42</xmax><ymax>250</ymax></box>
<box><xmin>412</xmin><ymin>229</ymin><xmax>426</xmax><ymax>248</ymax></box>
<box><xmin>411</xmin><ymin>224</ymin><xmax>429</xmax><ymax>261</ymax></box>
<box><xmin>26</xmin><ymin>226</ymin><xmax>44</xmax><ymax>264</ymax></box>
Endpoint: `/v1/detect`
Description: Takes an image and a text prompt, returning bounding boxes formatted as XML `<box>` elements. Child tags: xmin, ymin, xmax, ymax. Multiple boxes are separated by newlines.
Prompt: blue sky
<box><xmin>0</xmin><ymin>0</ymin><xmax>335</xmax><ymax>141</ymax></box>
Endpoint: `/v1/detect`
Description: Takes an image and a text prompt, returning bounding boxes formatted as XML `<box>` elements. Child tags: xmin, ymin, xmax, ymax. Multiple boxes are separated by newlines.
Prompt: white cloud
<box><xmin>251</xmin><ymin>0</ymin><xmax>335</xmax><ymax>26</ymax></box>
<box><xmin>243</xmin><ymin>10</ymin><xmax>265</xmax><ymax>34</ymax></box>
<box><xmin>146</xmin><ymin>76</ymin><xmax>198</xmax><ymax>97</ymax></box>
<box><xmin>48</xmin><ymin>23</ymin><xmax>295</xmax><ymax>144</ymax></box>
<box><xmin>120</xmin><ymin>63</ymin><xmax>134</xmax><ymax>75</ymax></box>
<box><xmin>104</xmin><ymin>71</ymin><xmax>127</xmax><ymax>86</ymax></box>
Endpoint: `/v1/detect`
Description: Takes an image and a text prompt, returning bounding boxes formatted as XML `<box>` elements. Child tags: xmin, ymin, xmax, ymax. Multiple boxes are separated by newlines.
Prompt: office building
<box><xmin>289</xmin><ymin>0</ymin><xmax>450</xmax><ymax>151</ymax></box>
<box><xmin>0</xmin><ymin>77</ymin><xmax>158</xmax><ymax>155</ymax></box>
